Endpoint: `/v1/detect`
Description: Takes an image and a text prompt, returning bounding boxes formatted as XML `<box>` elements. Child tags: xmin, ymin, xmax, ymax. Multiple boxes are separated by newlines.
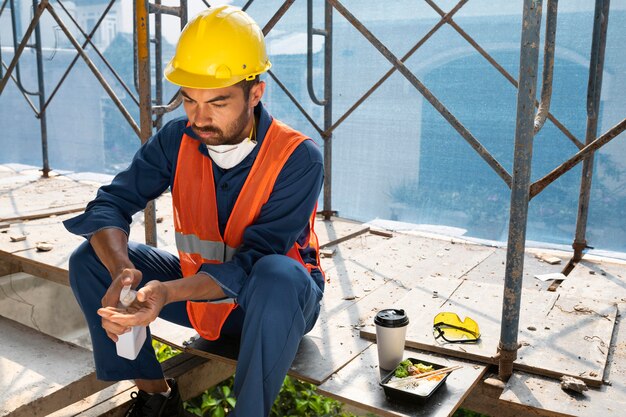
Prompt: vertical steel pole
<box><xmin>322</xmin><ymin>0</ymin><xmax>333</xmax><ymax>220</ymax></box>
<box><xmin>498</xmin><ymin>0</ymin><xmax>543</xmax><ymax>380</ymax></box>
<box><xmin>154</xmin><ymin>0</ymin><xmax>163</xmax><ymax>130</ymax></box>
<box><xmin>32</xmin><ymin>0</ymin><xmax>50</xmax><ymax>177</ymax></box>
<box><xmin>572</xmin><ymin>0</ymin><xmax>610</xmax><ymax>262</ymax></box>
<box><xmin>136</xmin><ymin>0</ymin><xmax>157</xmax><ymax>246</ymax></box>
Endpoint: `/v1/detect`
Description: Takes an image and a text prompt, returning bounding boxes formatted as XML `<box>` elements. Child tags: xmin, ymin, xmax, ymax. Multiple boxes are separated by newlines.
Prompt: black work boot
<box><xmin>124</xmin><ymin>378</ymin><xmax>184</xmax><ymax>417</ymax></box>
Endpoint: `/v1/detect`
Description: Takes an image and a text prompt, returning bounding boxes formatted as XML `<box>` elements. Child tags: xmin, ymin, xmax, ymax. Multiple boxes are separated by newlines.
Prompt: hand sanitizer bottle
<box><xmin>115</xmin><ymin>284</ymin><xmax>147</xmax><ymax>360</ymax></box>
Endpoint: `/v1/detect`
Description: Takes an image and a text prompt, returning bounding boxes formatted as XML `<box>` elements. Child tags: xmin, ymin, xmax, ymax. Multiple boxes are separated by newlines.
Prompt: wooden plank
<box><xmin>459</xmin><ymin>377</ymin><xmax>537</xmax><ymax>417</ymax></box>
<box><xmin>319</xmin><ymin>225</ymin><xmax>371</xmax><ymax>249</ymax></box>
<box><xmin>318</xmin><ymin>344</ymin><xmax>487</xmax><ymax>417</ymax></box>
<box><xmin>46</xmin><ymin>382</ymin><xmax>136</xmax><ymax>417</ymax></box>
<box><xmin>499</xmin><ymin>302</ymin><xmax>626</xmax><ymax>417</ymax></box>
<box><xmin>0</xmin><ymin>176</ymin><xmax>97</xmax><ymax>220</ymax></box>
<box><xmin>314</xmin><ymin>216</ymin><xmax>371</xmax><ymax>248</ymax></box>
<box><xmin>320</xmin><ymin>259</ymin><xmax>391</xmax><ymax>317</ymax></box>
<box><xmin>167</xmin><ymin>355</ymin><xmax>235</xmax><ymax>401</ymax></box>
<box><xmin>499</xmin><ymin>372</ymin><xmax>621</xmax><ymax>417</ymax></box>
<box><xmin>558</xmin><ymin>260</ymin><xmax>626</xmax><ymax>303</ymax></box>
<box><xmin>50</xmin><ymin>354</ymin><xmax>234</xmax><ymax>417</ymax></box>
<box><xmin>348</xmin><ymin>233</ymin><xmax>496</xmax><ymax>287</ymax></box>
<box><xmin>0</xmin><ymin>213</ymin><xmax>82</xmax><ymax>286</ymax></box>
<box><xmin>461</xmin><ymin>247</ymin><xmax>565</xmax><ymax>291</ymax></box>
<box><xmin>150</xmin><ymin>318</ymin><xmax>198</xmax><ymax>351</ymax></box>
<box><xmin>0</xmin><ymin>316</ymin><xmax>111</xmax><ymax>417</ymax></box>
<box><xmin>360</xmin><ymin>280</ymin><xmax>616</xmax><ymax>386</ymax></box>
<box><xmin>0</xmin><ymin>249</ymin><xmax>69</xmax><ymax>286</ymax></box>
<box><xmin>369</xmin><ymin>228</ymin><xmax>394</xmax><ymax>238</ymax></box>
<box><xmin>0</xmin><ymin>255</ymin><xmax>21</xmax><ymax>276</ymax></box>
<box><xmin>319</xmin><ymin>232</ymin><xmax>390</xmax><ymax>270</ymax></box>
<box><xmin>0</xmin><ymin>203</ymin><xmax>85</xmax><ymax>223</ymax></box>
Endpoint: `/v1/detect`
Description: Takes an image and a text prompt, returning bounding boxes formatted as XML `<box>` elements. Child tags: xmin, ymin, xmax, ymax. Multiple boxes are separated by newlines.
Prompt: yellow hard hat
<box><xmin>164</xmin><ymin>5</ymin><xmax>271</xmax><ymax>89</ymax></box>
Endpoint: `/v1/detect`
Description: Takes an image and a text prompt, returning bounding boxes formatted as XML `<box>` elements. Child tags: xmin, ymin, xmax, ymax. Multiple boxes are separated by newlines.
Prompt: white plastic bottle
<box><xmin>115</xmin><ymin>284</ymin><xmax>147</xmax><ymax>360</ymax></box>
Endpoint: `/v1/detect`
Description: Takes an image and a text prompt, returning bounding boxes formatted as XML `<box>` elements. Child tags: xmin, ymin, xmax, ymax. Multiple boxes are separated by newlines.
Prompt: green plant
<box><xmin>153</xmin><ymin>340</ymin><xmax>181</xmax><ymax>362</ymax></box>
<box><xmin>453</xmin><ymin>409</ymin><xmax>488</xmax><ymax>417</ymax></box>
<box><xmin>271</xmin><ymin>376</ymin><xmax>355</xmax><ymax>417</ymax></box>
<box><xmin>185</xmin><ymin>377</ymin><xmax>237</xmax><ymax>417</ymax></box>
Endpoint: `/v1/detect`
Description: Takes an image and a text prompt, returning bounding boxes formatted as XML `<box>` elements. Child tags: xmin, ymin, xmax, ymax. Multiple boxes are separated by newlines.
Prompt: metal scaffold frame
<box><xmin>0</xmin><ymin>0</ymin><xmax>624</xmax><ymax>381</ymax></box>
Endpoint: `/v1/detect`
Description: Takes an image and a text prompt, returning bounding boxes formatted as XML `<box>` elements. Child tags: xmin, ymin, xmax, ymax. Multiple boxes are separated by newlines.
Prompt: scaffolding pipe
<box><xmin>152</xmin><ymin>0</ymin><xmax>187</xmax><ymax>120</ymax></box>
<box><xmin>267</xmin><ymin>70</ymin><xmax>323</xmax><ymax>134</ymax></box>
<box><xmin>31</xmin><ymin>0</ymin><xmax>50</xmax><ymax>177</ymax></box>
<box><xmin>152</xmin><ymin>92</ymin><xmax>183</xmax><ymax>116</ymax></box>
<box><xmin>498</xmin><ymin>0</ymin><xmax>543</xmax><ymax>381</ymax></box>
<box><xmin>136</xmin><ymin>0</ymin><xmax>157</xmax><ymax>247</ymax></box>
<box><xmin>573</xmin><ymin>0</ymin><xmax>611</xmax><ymax>261</ymax></box>
<box><xmin>426</xmin><ymin>0</ymin><xmax>583</xmax><ymax>150</ymax></box>
<box><xmin>261</xmin><ymin>0</ymin><xmax>296</xmax><ymax>36</ymax></box>
<box><xmin>148</xmin><ymin>2</ymin><xmax>182</xmax><ymax>16</ymax></box>
<box><xmin>530</xmin><ymin>116</ymin><xmax>626</xmax><ymax>198</ymax></box>
<box><xmin>1</xmin><ymin>61</ymin><xmax>39</xmax><ymax>113</ymax></box>
<box><xmin>307</xmin><ymin>0</ymin><xmax>326</xmax><ymax>106</ymax></box>
<box><xmin>0</xmin><ymin>0</ymin><xmax>47</xmax><ymax>94</ymax></box>
<box><xmin>533</xmin><ymin>0</ymin><xmax>558</xmax><ymax>134</ymax></box>
<box><xmin>329</xmin><ymin>0</ymin><xmax>468</xmax><ymax>136</ymax></box>
<box><xmin>45</xmin><ymin>2</ymin><xmax>141</xmax><ymax>136</ymax></box>
<box><xmin>8</xmin><ymin>0</ymin><xmax>38</xmax><ymax>95</ymax></box>
<box><xmin>153</xmin><ymin>0</ymin><xmax>164</xmax><ymax>130</ymax></box>
<box><xmin>44</xmin><ymin>0</ymin><xmax>139</xmax><ymax>112</ymax></box>
<box><xmin>329</xmin><ymin>0</ymin><xmax>513</xmax><ymax>188</ymax></box>
<box><xmin>322</xmin><ymin>0</ymin><xmax>333</xmax><ymax>220</ymax></box>
<box><xmin>0</xmin><ymin>0</ymin><xmax>8</xmax><ymax>17</ymax></box>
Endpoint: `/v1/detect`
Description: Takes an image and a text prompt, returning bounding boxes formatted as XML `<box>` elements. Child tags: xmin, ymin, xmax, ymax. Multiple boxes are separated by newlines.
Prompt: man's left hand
<box><xmin>97</xmin><ymin>280</ymin><xmax>168</xmax><ymax>328</ymax></box>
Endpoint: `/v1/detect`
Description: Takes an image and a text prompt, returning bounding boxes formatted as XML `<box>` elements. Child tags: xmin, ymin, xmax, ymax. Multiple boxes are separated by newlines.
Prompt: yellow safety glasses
<box><xmin>433</xmin><ymin>312</ymin><xmax>481</xmax><ymax>344</ymax></box>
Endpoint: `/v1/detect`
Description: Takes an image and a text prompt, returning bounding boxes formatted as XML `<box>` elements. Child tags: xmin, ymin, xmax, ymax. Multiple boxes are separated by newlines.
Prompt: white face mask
<box><xmin>206</xmin><ymin>138</ymin><xmax>257</xmax><ymax>170</ymax></box>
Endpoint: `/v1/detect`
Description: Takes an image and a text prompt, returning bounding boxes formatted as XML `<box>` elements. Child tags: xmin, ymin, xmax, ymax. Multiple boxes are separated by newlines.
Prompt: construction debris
<box><xmin>536</xmin><ymin>254</ymin><xmax>562</xmax><ymax>265</ymax></box>
<box><xmin>35</xmin><ymin>242</ymin><xmax>54</xmax><ymax>252</ymax></box>
<box><xmin>369</xmin><ymin>228</ymin><xmax>393</xmax><ymax>238</ymax></box>
<box><xmin>560</xmin><ymin>375</ymin><xmax>588</xmax><ymax>393</ymax></box>
<box><xmin>9</xmin><ymin>234</ymin><xmax>26</xmax><ymax>242</ymax></box>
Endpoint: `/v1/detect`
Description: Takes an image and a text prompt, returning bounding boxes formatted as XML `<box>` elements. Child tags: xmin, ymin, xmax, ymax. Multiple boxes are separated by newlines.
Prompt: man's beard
<box><xmin>192</xmin><ymin>106</ymin><xmax>251</xmax><ymax>146</ymax></box>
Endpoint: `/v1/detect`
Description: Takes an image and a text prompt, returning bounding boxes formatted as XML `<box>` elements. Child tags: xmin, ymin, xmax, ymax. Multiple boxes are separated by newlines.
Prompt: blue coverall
<box><xmin>64</xmin><ymin>103</ymin><xmax>325</xmax><ymax>417</ymax></box>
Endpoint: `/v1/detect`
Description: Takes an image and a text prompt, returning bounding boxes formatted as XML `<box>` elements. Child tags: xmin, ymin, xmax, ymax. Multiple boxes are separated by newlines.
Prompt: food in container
<box><xmin>380</xmin><ymin>358</ymin><xmax>454</xmax><ymax>402</ymax></box>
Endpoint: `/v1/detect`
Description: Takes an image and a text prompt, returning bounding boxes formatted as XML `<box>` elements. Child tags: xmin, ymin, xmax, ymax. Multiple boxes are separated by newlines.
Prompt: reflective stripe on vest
<box><xmin>172</xmin><ymin>118</ymin><xmax>323</xmax><ymax>341</ymax></box>
<box><xmin>174</xmin><ymin>231</ymin><xmax>238</xmax><ymax>263</ymax></box>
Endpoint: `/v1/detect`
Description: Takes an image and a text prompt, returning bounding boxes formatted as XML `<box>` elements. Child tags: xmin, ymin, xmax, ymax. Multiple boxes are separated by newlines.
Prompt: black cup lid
<box><xmin>374</xmin><ymin>309</ymin><xmax>409</xmax><ymax>327</ymax></box>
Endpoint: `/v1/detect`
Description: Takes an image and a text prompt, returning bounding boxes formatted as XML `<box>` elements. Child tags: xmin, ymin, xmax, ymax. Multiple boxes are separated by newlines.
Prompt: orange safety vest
<box><xmin>171</xmin><ymin>119</ymin><xmax>323</xmax><ymax>340</ymax></box>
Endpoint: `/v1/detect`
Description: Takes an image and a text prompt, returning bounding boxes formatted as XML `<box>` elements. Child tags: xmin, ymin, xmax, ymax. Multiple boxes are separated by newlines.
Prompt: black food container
<box><xmin>380</xmin><ymin>357</ymin><xmax>449</xmax><ymax>403</ymax></box>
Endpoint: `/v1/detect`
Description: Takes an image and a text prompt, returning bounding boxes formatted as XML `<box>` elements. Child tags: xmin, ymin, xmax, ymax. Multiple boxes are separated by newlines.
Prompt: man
<box><xmin>64</xmin><ymin>6</ymin><xmax>325</xmax><ymax>417</ymax></box>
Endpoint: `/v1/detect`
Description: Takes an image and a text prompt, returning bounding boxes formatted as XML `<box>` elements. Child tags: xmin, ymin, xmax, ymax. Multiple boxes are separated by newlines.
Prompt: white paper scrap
<box><xmin>534</xmin><ymin>272</ymin><xmax>566</xmax><ymax>282</ymax></box>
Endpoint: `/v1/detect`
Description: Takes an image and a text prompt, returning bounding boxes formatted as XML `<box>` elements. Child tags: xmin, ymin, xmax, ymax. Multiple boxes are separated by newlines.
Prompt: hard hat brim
<box><xmin>164</xmin><ymin>61</ymin><xmax>271</xmax><ymax>90</ymax></box>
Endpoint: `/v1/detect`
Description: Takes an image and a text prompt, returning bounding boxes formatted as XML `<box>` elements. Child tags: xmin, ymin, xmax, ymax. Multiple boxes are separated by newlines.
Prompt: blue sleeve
<box><xmin>63</xmin><ymin>119</ymin><xmax>185</xmax><ymax>238</ymax></box>
<box><xmin>198</xmin><ymin>139</ymin><xmax>324</xmax><ymax>298</ymax></box>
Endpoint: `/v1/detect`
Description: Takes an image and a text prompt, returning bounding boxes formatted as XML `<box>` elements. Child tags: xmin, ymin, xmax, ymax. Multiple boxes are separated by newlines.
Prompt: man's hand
<box><xmin>99</xmin><ymin>268</ymin><xmax>142</xmax><ymax>342</ymax></box>
<box><xmin>98</xmin><ymin>280</ymin><xmax>168</xmax><ymax>341</ymax></box>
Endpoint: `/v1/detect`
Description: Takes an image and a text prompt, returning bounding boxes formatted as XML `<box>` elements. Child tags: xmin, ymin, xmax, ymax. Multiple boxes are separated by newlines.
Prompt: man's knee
<box><xmin>251</xmin><ymin>254</ymin><xmax>306</xmax><ymax>286</ymax></box>
<box><xmin>243</xmin><ymin>254</ymin><xmax>314</xmax><ymax>307</ymax></box>
<box><xmin>68</xmin><ymin>240</ymin><xmax>102</xmax><ymax>290</ymax></box>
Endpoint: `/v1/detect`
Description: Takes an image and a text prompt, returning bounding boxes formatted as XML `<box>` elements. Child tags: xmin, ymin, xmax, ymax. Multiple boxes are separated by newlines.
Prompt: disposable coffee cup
<box><xmin>374</xmin><ymin>308</ymin><xmax>409</xmax><ymax>371</ymax></box>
